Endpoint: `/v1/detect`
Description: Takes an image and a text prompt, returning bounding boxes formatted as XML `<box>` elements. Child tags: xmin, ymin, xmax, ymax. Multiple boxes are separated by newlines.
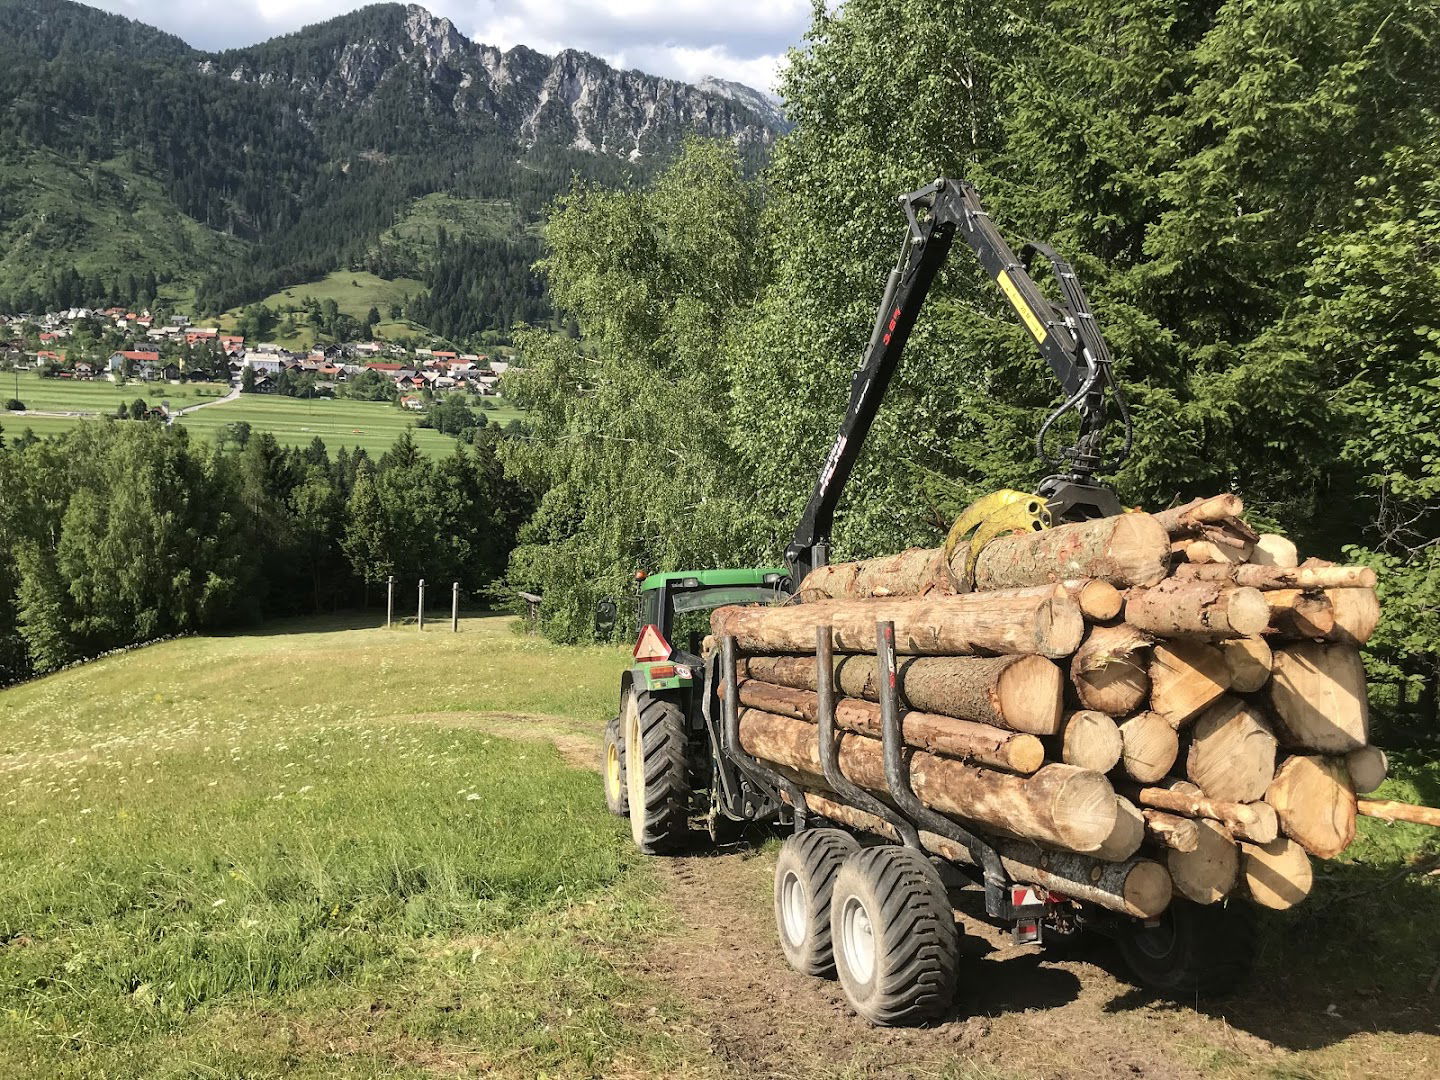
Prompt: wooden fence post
<box><xmin>386</xmin><ymin>575</ymin><xmax>394</xmax><ymax>628</ymax></box>
<box><xmin>418</xmin><ymin>579</ymin><xmax>425</xmax><ymax>631</ymax></box>
<box><xmin>451</xmin><ymin>582</ymin><xmax>459</xmax><ymax>633</ymax></box>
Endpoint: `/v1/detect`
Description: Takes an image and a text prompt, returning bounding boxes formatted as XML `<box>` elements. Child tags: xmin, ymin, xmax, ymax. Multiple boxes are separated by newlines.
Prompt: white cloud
<box><xmin>83</xmin><ymin>0</ymin><xmax>808</xmax><ymax>91</ymax></box>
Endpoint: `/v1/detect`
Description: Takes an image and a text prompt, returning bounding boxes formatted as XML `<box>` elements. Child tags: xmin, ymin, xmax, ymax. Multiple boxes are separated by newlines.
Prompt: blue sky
<box><xmin>85</xmin><ymin>1</ymin><xmax>811</xmax><ymax>92</ymax></box>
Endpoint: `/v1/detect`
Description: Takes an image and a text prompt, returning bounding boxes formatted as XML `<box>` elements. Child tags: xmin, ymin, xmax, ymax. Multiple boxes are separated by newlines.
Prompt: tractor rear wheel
<box><xmin>602</xmin><ymin>712</ymin><xmax>627</xmax><ymax>817</ymax></box>
<box><xmin>773</xmin><ymin>828</ymin><xmax>859</xmax><ymax>976</ymax></box>
<box><xmin>1116</xmin><ymin>898</ymin><xmax>1255</xmax><ymax>998</ymax></box>
<box><xmin>830</xmin><ymin>845</ymin><xmax>959</xmax><ymax>1026</ymax></box>
<box><xmin>624</xmin><ymin>691</ymin><xmax>690</xmax><ymax>854</ymax></box>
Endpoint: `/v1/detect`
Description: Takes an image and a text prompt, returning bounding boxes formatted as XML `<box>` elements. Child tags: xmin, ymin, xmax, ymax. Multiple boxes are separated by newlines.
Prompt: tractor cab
<box><xmin>632</xmin><ymin>568</ymin><xmax>787</xmax><ymax>690</ymax></box>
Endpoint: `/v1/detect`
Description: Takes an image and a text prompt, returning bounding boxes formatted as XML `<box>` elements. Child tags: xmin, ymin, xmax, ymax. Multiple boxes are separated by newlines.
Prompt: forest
<box><xmin>503</xmin><ymin>0</ymin><xmax>1440</xmax><ymax>740</ymax></box>
<box><xmin>0</xmin><ymin>419</ymin><xmax>530</xmax><ymax>684</ymax></box>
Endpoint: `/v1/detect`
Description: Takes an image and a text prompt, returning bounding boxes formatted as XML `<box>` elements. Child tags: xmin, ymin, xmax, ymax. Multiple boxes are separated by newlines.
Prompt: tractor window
<box><xmin>670</xmin><ymin>587</ymin><xmax>785</xmax><ymax>614</ymax></box>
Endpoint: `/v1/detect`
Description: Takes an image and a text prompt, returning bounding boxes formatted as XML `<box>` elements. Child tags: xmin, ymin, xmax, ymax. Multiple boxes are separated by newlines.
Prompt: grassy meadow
<box><xmin>0</xmin><ymin>616</ymin><xmax>705</xmax><ymax>1078</ymax></box>
<box><xmin>3</xmin><ymin>370</ymin><xmax>230</xmax><ymax>412</ymax></box>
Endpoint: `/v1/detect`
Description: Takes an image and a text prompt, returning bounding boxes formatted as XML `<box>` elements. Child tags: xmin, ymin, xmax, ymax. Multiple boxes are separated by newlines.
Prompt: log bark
<box><xmin>1252</xmin><ymin>533</ymin><xmax>1300</xmax><ymax>568</ymax></box>
<box><xmin>1055</xmin><ymin>710</ymin><xmax>1124</xmax><ymax>773</ymax></box>
<box><xmin>732</xmin><ymin>678</ymin><xmax>1044</xmax><ymax>774</ymax></box>
<box><xmin>1265</xmin><ymin>588</ymin><xmax>1336</xmax><ymax>638</ymax></box>
<box><xmin>1152</xmin><ymin>495</ymin><xmax>1245</xmax><ymax>536</ymax></box>
<box><xmin>1218</xmin><ymin>637</ymin><xmax>1273</xmax><ymax>693</ymax></box>
<box><xmin>1267</xmin><ymin>642</ymin><xmax>1369</xmax><ymax>754</ymax></box>
<box><xmin>1124</xmin><ymin>579</ymin><xmax>1270</xmax><ymax>639</ymax></box>
<box><xmin>795</xmin><ymin>547</ymin><xmax>953</xmax><ymax>603</ymax></box>
<box><xmin>1321</xmin><ymin>588</ymin><xmax>1380</xmax><ymax>647</ymax></box>
<box><xmin>973</xmin><ymin>513</ymin><xmax>1170</xmax><ymax>590</ymax></box>
<box><xmin>738</xmin><ymin>653</ymin><xmax>1064</xmax><ymax>736</ymax></box>
<box><xmin>1265</xmin><ymin>755</ymin><xmax>1356</xmax><ymax>858</ymax></box>
<box><xmin>1167</xmin><ymin>818</ymin><xmax>1239</xmax><ymax>904</ymax></box>
<box><xmin>1095</xmin><ymin>796</ymin><xmax>1145</xmax><ymax>861</ymax></box>
<box><xmin>1173</xmin><ymin>563</ymin><xmax>1377</xmax><ymax>590</ymax></box>
<box><xmin>1149</xmin><ymin>640</ymin><xmax>1232</xmax><ymax>728</ymax></box>
<box><xmin>739</xmin><ymin>708</ymin><xmax>1117</xmax><ymax>852</ymax></box>
<box><xmin>1142</xmin><ymin>810</ymin><xmax>1201</xmax><ymax>852</ymax></box>
<box><xmin>797</xmin><ymin>792</ymin><xmax>1171</xmax><ymax>918</ymax></box>
<box><xmin>1119</xmin><ymin>712</ymin><xmax>1180</xmax><ymax>783</ymax></box>
<box><xmin>711</xmin><ymin>590</ymin><xmax>1084</xmax><ymax>658</ymax></box>
<box><xmin>1185</xmin><ymin>697</ymin><xmax>1278</xmax><ymax>803</ymax></box>
<box><xmin>1070</xmin><ymin>623</ymin><xmax>1153</xmax><ymax>716</ymax></box>
<box><xmin>1345</xmin><ymin>746</ymin><xmax>1388</xmax><ymax>795</ymax></box>
<box><xmin>1126</xmin><ymin>778</ymin><xmax>1271</xmax><ymax>838</ymax></box>
<box><xmin>1355</xmin><ymin>798</ymin><xmax>1440</xmax><ymax>828</ymax></box>
<box><xmin>1239</xmin><ymin>836</ymin><xmax>1314</xmax><ymax>910</ymax></box>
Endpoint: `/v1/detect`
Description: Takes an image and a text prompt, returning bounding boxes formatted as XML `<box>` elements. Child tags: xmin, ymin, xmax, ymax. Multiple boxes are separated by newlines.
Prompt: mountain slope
<box><xmin>0</xmin><ymin>0</ymin><xmax>785</xmax><ymax>325</ymax></box>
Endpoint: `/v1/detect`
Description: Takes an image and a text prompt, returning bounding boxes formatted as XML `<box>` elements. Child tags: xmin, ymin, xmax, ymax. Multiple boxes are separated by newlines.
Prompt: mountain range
<box><xmin>0</xmin><ymin>0</ymin><xmax>786</xmax><ymax>335</ymax></box>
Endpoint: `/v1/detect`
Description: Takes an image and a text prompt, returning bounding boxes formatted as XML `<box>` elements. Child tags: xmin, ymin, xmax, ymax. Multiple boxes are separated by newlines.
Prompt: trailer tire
<box><xmin>830</xmin><ymin>846</ymin><xmax>959</xmax><ymax>1026</ymax></box>
<box><xmin>602</xmin><ymin>712</ymin><xmax>627</xmax><ymax>817</ymax></box>
<box><xmin>774</xmin><ymin>829</ymin><xmax>859</xmax><ymax>977</ymax></box>
<box><xmin>624</xmin><ymin>692</ymin><xmax>690</xmax><ymax>854</ymax></box>
<box><xmin>1117</xmin><ymin>898</ymin><xmax>1255</xmax><ymax>998</ymax></box>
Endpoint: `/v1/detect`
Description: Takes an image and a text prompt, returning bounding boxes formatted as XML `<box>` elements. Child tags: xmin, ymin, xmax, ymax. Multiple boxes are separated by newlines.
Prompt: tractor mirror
<box><xmin>594</xmin><ymin>597</ymin><xmax>618</xmax><ymax>639</ymax></box>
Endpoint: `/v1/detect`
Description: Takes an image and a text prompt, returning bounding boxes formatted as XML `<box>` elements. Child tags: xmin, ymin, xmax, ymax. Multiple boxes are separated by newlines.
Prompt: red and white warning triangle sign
<box><xmin>633</xmin><ymin>624</ymin><xmax>672</xmax><ymax>662</ymax></box>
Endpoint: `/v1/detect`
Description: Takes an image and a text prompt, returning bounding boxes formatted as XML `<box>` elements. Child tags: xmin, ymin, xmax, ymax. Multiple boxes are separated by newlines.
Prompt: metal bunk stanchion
<box><xmin>720</xmin><ymin>634</ymin><xmax>807</xmax><ymax>831</ymax></box>
<box><xmin>814</xmin><ymin>623</ymin><xmax>920</xmax><ymax>847</ymax></box>
<box><xmin>874</xmin><ymin>620</ymin><xmax>1012</xmax><ymax>917</ymax></box>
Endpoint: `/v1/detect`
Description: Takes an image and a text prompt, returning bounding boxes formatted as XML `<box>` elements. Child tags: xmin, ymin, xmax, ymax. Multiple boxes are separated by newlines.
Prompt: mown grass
<box><xmin>3</xmin><ymin>371</ymin><xmax>230</xmax><ymax>413</ymax></box>
<box><xmin>0</xmin><ymin>616</ymin><xmax>701</xmax><ymax>1077</ymax></box>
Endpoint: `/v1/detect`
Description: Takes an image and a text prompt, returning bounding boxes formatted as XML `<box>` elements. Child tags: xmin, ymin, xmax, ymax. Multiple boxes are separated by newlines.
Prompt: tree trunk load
<box><xmin>1184</xmin><ymin>697</ymin><xmax>1278</xmax><ymax>804</ymax></box>
<box><xmin>1149</xmin><ymin>640</ymin><xmax>1232</xmax><ymax>728</ymax></box>
<box><xmin>1167</xmin><ymin>818</ymin><xmax>1240</xmax><ymax>904</ymax></box>
<box><xmin>1239</xmin><ymin>836</ymin><xmax>1314</xmax><ymax>910</ymax></box>
<box><xmin>1152</xmin><ymin>495</ymin><xmax>1245</xmax><ymax>536</ymax></box>
<box><xmin>730</xmin><ymin>677</ymin><xmax>1044</xmax><ymax>774</ymax></box>
<box><xmin>1355</xmin><ymin>798</ymin><xmax>1440</xmax><ymax>827</ymax></box>
<box><xmin>1118</xmin><ymin>711</ymin><xmax>1180</xmax><ymax>783</ymax></box>
<box><xmin>1070</xmin><ymin>623</ymin><xmax>1153</xmax><ymax>716</ymax></box>
<box><xmin>973</xmin><ymin>513</ymin><xmax>1170</xmax><ymax>590</ymax></box>
<box><xmin>795</xmin><ymin>547</ymin><xmax>953</xmax><ymax>603</ymax></box>
<box><xmin>1264</xmin><ymin>588</ymin><xmax>1336</xmax><ymax>638</ymax></box>
<box><xmin>1265</xmin><ymin>755</ymin><xmax>1357</xmax><ymax>858</ymax></box>
<box><xmin>1217</xmin><ymin>637</ymin><xmax>1273</xmax><ymax>693</ymax></box>
<box><xmin>738</xmin><ymin>707</ymin><xmax>1117</xmax><ymax>853</ymax></box>
<box><xmin>1345</xmin><ymin>745</ymin><xmax>1388</xmax><ymax>795</ymax></box>
<box><xmin>1173</xmin><ymin>563</ymin><xmax>1377</xmax><ymax>590</ymax></box>
<box><xmin>1142</xmin><ymin>810</ymin><xmax>1201</xmax><ymax>852</ymax></box>
<box><xmin>1054</xmin><ymin>710</ymin><xmax>1124</xmax><ymax>773</ymax></box>
<box><xmin>1321</xmin><ymin>588</ymin><xmax>1380</xmax><ymax>647</ymax></box>
<box><xmin>1251</xmin><ymin>533</ymin><xmax>1300</xmax><ymax>568</ymax></box>
<box><xmin>737</xmin><ymin>652</ymin><xmax>1064</xmax><ymax>735</ymax></box>
<box><xmin>1267</xmin><ymin>642</ymin><xmax>1369</xmax><ymax>754</ymax></box>
<box><xmin>1124</xmin><ymin>579</ymin><xmax>1270</xmax><ymax>639</ymax></box>
<box><xmin>1095</xmin><ymin>796</ymin><xmax>1146</xmax><ymax>861</ymax></box>
<box><xmin>711</xmin><ymin>589</ymin><xmax>1083</xmax><ymax>658</ymax></box>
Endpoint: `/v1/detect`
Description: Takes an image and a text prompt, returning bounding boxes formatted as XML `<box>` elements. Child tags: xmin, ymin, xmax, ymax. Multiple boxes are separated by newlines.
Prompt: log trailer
<box><xmin>601</xmin><ymin>179</ymin><xmax>1252</xmax><ymax>1025</ymax></box>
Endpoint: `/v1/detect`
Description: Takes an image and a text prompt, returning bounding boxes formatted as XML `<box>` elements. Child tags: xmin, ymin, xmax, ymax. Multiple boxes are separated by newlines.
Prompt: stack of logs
<box><xmin>711</xmin><ymin>494</ymin><xmax>1436</xmax><ymax>920</ymax></box>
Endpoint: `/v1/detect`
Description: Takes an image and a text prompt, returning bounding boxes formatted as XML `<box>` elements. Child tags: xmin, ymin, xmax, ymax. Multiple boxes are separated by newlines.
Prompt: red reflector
<box><xmin>649</xmin><ymin>664</ymin><xmax>677</xmax><ymax>679</ymax></box>
<box><xmin>633</xmin><ymin>624</ymin><xmax>672</xmax><ymax>661</ymax></box>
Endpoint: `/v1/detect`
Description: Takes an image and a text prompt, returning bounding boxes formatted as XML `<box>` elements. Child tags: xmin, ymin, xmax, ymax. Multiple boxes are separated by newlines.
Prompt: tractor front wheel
<box><xmin>602</xmin><ymin>712</ymin><xmax>627</xmax><ymax>817</ymax></box>
<box><xmin>623</xmin><ymin>692</ymin><xmax>691</xmax><ymax>854</ymax></box>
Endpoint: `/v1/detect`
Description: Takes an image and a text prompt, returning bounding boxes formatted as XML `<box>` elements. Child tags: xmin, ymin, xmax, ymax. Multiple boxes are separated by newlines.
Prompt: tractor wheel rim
<box><xmin>841</xmin><ymin>896</ymin><xmax>875</xmax><ymax>983</ymax></box>
<box><xmin>779</xmin><ymin>870</ymin><xmax>807</xmax><ymax>946</ymax></box>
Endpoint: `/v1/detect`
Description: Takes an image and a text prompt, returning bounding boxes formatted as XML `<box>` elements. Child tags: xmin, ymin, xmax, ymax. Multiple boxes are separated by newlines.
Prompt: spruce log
<box><xmin>1252</xmin><ymin>534</ymin><xmax>1300</xmax><ymax>568</ymax></box>
<box><xmin>1167</xmin><ymin>818</ymin><xmax>1239</xmax><ymax>904</ymax></box>
<box><xmin>1265</xmin><ymin>588</ymin><xmax>1336</xmax><ymax>638</ymax></box>
<box><xmin>1055</xmin><ymin>710</ymin><xmax>1124</xmax><ymax>773</ymax></box>
<box><xmin>1173</xmin><ymin>537</ymin><xmax>1251</xmax><ymax>565</ymax></box>
<box><xmin>1239</xmin><ymin>837</ymin><xmax>1313</xmax><ymax>910</ymax></box>
<box><xmin>1095</xmin><ymin>796</ymin><xmax>1145</xmax><ymax>861</ymax></box>
<box><xmin>1152</xmin><ymin>495</ymin><xmax>1245</xmax><ymax>536</ymax></box>
<box><xmin>1124</xmin><ymin>579</ymin><xmax>1270</xmax><ymax>639</ymax></box>
<box><xmin>738</xmin><ymin>708</ymin><xmax>1117</xmax><ymax>852</ymax></box>
<box><xmin>711</xmin><ymin>590</ymin><xmax>1083</xmax><ymax>658</ymax></box>
<box><xmin>1355</xmin><ymin>799</ymin><xmax>1440</xmax><ymax>827</ymax></box>
<box><xmin>738</xmin><ymin>653</ymin><xmax>1064</xmax><ymax>735</ymax></box>
<box><xmin>1186</xmin><ymin>698</ymin><xmax>1278</xmax><ymax>803</ymax></box>
<box><xmin>1119</xmin><ymin>712</ymin><xmax>1180</xmax><ymax>783</ymax></box>
<box><xmin>1321</xmin><ymin>588</ymin><xmax>1380</xmax><ymax>647</ymax></box>
<box><xmin>1345</xmin><ymin>746</ymin><xmax>1388</xmax><ymax>795</ymax></box>
<box><xmin>1059</xmin><ymin>579</ymin><xmax>1125</xmax><ymax>620</ymax></box>
<box><xmin>1173</xmin><ymin>563</ymin><xmax>1377</xmax><ymax>590</ymax></box>
<box><xmin>1149</xmin><ymin>641</ymin><xmax>1232</xmax><ymax>728</ymax></box>
<box><xmin>1266</xmin><ymin>755</ymin><xmax>1356</xmax><ymax>858</ymax></box>
<box><xmin>1070</xmin><ymin>623</ymin><xmax>1153</xmax><ymax>716</ymax></box>
<box><xmin>795</xmin><ymin>547</ymin><xmax>953</xmax><ymax>603</ymax></box>
<box><xmin>973</xmin><ymin>513</ymin><xmax>1170</xmax><ymax>590</ymax></box>
<box><xmin>1218</xmin><ymin>637</ymin><xmax>1273</xmax><ymax>693</ymax></box>
<box><xmin>1268</xmin><ymin>642</ymin><xmax>1369</xmax><ymax>754</ymax></box>
<box><xmin>1142</xmin><ymin>810</ymin><xmax>1201</xmax><ymax>852</ymax></box>
<box><xmin>1126</xmin><ymin>778</ymin><xmax>1271</xmax><ymax>838</ymax></box>
<box><xmin>796</xmin><ymin>792</ymin><xmax>1171</xmax><ymax>918</ymax></box>
<box><xmin>732</xmin><ymin>678</ymin><xmax>1044</xmax><ymax>773</ymax></box>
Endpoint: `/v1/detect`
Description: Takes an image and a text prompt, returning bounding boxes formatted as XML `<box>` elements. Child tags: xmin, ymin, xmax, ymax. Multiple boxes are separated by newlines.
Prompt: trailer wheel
<box><xmin>624</xmin><ymin>692</ymin><xmax>690</xmax><ymax>854</ymax></box>
<box><xmin>830</xmin><ymin>846</ymin><xmax>959</xmax><ymax>1025</ymax></box>
<box><xmin>602</xmin><ymin>712</ymin><xmax>627</xmax><ymax>817</ymax></box>
<box><xmin>773</xmin><ymin>829</ymin><xmax>859</xmax><ymax>977</ymax></box>
<box><xmin>1117</xmin><ymin>898</ymin><xmax>1255</xmax><ymax>998</ymax></box>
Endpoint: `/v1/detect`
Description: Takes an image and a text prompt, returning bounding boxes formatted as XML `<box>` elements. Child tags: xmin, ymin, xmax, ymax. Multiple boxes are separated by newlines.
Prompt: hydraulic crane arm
<box><xmin>784</xmin><ymin>178</ymin><xmax>1132</xmax><ymax>583</ymax></box>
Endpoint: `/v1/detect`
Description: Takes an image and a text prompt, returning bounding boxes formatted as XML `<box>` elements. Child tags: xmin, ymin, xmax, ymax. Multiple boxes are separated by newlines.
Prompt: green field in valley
<box><xmin>2</xmin><ymin>370</ymin><xmax>230</xmax><ymax>413</ymax></box>
<box><xmin>222</xmin><ymin>271</ymin><xmax>430</xmax><ymax>350</ymax></box>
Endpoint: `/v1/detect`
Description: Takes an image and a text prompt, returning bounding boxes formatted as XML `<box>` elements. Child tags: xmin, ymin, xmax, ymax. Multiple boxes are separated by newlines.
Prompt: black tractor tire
<box><xmin>1116</xmin><ymin>898</ymin><xmax>1256</xmax><ymax>998</ymax></box>
<box><xmin>773</xmin><ymin>828</ymin><xmax>860</xmax><ymax>977</ymax></box>
<box><xmin>829</xmin><ymin>845</ymin><xmax>960</xmax><ymax>1026</ymax></box>
<box><xmin>623</xmin><ymin>691</ymin><xmax>691</xmax><ymax>854</ymax></box>
<box><xmin>602</xmin><ymin>712</ymin><xmax>628</xmax><ymax>817</ymax></box>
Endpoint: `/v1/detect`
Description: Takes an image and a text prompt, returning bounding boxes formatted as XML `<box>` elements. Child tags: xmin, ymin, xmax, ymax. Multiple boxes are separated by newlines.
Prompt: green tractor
<box><xmin>602</xmin><ymin>568</ymin><xmax>787</xmax><ymax>852</ymax></box>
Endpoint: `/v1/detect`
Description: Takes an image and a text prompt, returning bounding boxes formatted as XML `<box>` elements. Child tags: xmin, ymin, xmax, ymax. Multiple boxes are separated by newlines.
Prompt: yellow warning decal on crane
<box><xmin>997</xmin><ymin>270</ymin><xmax>1048</xmax><ymax>345</ymax></box>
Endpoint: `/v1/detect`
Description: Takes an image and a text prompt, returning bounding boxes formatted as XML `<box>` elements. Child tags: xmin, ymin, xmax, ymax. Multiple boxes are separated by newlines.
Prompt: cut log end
<box><xmin>1345</xmin><ymin>746</ymin><xmax>1388</xmax><ymax>795</ymax></box>
<box><xmin>1266</xmin><ymin>755</ymin><xmax>1357</xmax><ymax>859</ymax></box>
<box><xmin>1058</xmin><ymin>710</ymin><xmax>1124</xmax><ymax>773</ymax></box>
<box><xmin>1186</xmin><ymin>697</ymin><xmax>1278</xmax><ymax>804</ymax></box>
<box><xmin>1240</xmin><ymin>836</ymin><xmax>1314</xmax><ymax>910</ymax></box>
<box><xmin>1167</xmin><ymin>818</ymin><xmax>1239</xmax><ymax>904</ymax></box>
<box><xmin>1119</xmin><ymin>712</ymin><xmax>1179</xmax><ymax>783</ymax></box>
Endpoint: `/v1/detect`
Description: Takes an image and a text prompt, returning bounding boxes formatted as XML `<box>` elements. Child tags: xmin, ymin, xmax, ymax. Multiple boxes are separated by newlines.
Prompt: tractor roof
<box><xmin>638</xmin><ymin>568</ymin><xmax>787</xmax><ymax>592</ymax></box>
